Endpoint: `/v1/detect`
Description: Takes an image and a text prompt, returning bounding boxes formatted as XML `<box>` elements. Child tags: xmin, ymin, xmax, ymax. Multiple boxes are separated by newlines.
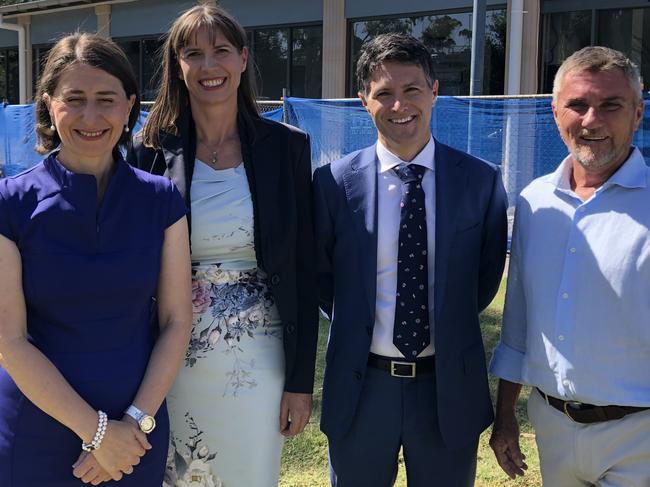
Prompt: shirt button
<box><xmin>579</xmin><ymin>207</ymin><xmax>586</xmax><ymax>213</ymax></box>
<box><xmin>569</xmin><ymin>247</ymin><xmax>576</xmax><ymax>253</ymax></box>
<box><xmin>558</xmin><ymin>335</ymin><xmax>565</xmax><ymax>341</ymax></box>
<box><xmin>562</xmin><ymin>379</ymin><xmax>570</xmax><ymax>386</ymax></box>
<box><xmin>355</xmin><ymin>371</ymin><xmax>363</xmax><ymax>380</ymax></box>
<box><xmin>562</xmin><ymin>292</ymin><xmax>569</xmax><ymax>299</ymax></box>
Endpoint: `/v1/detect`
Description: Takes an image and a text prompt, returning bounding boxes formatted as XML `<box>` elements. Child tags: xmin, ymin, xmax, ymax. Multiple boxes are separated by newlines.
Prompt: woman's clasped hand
<box><xmin>72</xmin><ymin>417</ymin><xmax>152</xmax><ymax>483</ymax></box>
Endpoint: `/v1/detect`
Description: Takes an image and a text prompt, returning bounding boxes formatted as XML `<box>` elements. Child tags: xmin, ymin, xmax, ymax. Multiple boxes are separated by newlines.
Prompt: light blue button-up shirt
<box><xmin>490</xmin><ymin>147</ymin><xmax>650</xmax><ymax>406</ymax></box>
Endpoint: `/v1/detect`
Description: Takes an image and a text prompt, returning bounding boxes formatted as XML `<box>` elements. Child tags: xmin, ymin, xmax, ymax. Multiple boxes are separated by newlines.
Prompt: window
<box><xmin>540</xmin><ymin>7</ymin><xmax>650</xmax><ymax>93</ymax></box>
<box><xmin>598</xmin><ymin>8</ymin><xmax>650</xmax><ymax>90</ymax></box>
<box><xmin>348</xmin><ymin>8</ymin><xmax>507</xmax><ymax>96</ymax></box>
<box><xmin>115</xmin><ymin>36</ymin><xmax>164</xmax><ymax>101</ymax></box>
<box><xmin>0</xmin><ymin>48</ymin><xmax>18</xmax><ymax>103</ymax></box>
<box><xmin>540</xmin><ymin>10</ymin><xmax>592</xmax><ymax>93</ymax></box>
<box><xmin>250</xmin><ymin>24</ymin><xmax>323</xmax><ymax>99</ymax></box>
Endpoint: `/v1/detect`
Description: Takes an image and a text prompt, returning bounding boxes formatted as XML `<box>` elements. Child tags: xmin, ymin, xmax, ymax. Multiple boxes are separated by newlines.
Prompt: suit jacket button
<box><xmin>355</xmin><ymin>371</ymin><xmax>362</xmax><ymax>380</ymax></box>
<box><xmin>270</xmin><ymin>274</ymin><xmax>280</xmax><ymax>286</ymax></box>
<box><xmin>285</xmin><ymin>322</ymin><xmax>296</xmax><ymax>334</ymax></box>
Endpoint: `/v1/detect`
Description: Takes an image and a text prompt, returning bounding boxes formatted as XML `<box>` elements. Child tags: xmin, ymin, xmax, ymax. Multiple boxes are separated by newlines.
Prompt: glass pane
<box><xmin>348</xmin><ymin>18</ymin><xmax>414</xmax><ymax>95</ymax></box>
<box><xmin>419</xmin><ymin>13</ymin><xmax>472</xmax><ymax>96</ymax></box>
<box><xmin>484</xmin><ymin>9</ymin><xmax>507</xmax><ymax>95</ymax></box>
<box><xmin>253</xmin><ymin>28</ymin><xmax>289</xmax><ymax>100</ymax></box>
<box><xmin>598</xmin><ymin>8</ymin><xmax>650</xmax><ymax>89</ymax></box>
<box><xmin>348</xmin><ymin>11</ymin><xmax>505</xmax><ymax>96</ymax></box>
<box><xmin>142</xmin><ymin>38</ymin><xmax>163</xmax><ymax>101</ymax></box>
<box><xmin>291</xmin><ymin>25</ymin><xmax>322</xmax><ymax>98</ymax></box>
<box><xmin>116</xmin><ymin>40</ymin><xmax>141</xmax><ymax>93</ymax></box>
<box><xmin>7</xmin><ymin>49</ymin><xmax>18</xmax><ymax>103</ymax></box>
<box><xmin>32</xmin><ymin>46</ymin><xmax>51</xmax><ymax>97</ymax></box>
<box><xmin>540</xmin><ymin>10</ymin><xmax>592</xmax><ymax>93</ymax></box>
<box><xmin>0</xmin><ymin>52</ymin><xmax>6</xmax><ymax>102</ymax></box>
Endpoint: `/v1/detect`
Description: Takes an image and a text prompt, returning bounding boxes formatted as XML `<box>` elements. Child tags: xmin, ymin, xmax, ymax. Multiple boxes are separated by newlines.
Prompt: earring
<box><xmin>50</xmin><ymin>124</ymin><xmax>56</xmax><ymax>132</ymax></box>
<box><xmin>124</xmin><ymin>125</ymin><xmax>130</xmax><ymax>133</ymax></box>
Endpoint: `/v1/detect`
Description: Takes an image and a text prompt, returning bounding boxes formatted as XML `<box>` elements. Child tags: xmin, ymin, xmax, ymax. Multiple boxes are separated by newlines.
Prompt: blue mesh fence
<box><xmin>283</xmin><ymin>96</ymin><xmax>650</xmax><ymax>206</ymax></box>
<box><xmin>3</xmin><ymin>97</ymin><xmax>650</xmax><ymax>208</ymax></box>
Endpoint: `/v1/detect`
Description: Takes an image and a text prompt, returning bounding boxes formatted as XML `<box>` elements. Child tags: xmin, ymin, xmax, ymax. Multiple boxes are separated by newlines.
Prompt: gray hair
<box><xmin>553</xmin><ymin>46</ymin><xmax>642</xmax><ymax>102</ymax></box>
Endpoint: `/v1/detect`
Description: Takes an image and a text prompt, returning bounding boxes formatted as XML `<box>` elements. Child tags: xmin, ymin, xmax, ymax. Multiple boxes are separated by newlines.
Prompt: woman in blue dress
<box><xmin>0</xmin><ymin>33</ymin><xmax>192</xmax><ymax>486</ymax></box>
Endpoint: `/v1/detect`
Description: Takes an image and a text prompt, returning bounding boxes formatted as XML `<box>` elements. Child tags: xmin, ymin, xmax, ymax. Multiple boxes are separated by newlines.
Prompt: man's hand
<box><xmin>279</xmin><ymin>392</ymin><xmax>312</xmax><ymax>437</ymax></box>
<box><xmin>490</xmin><ymin>410</ymin><xmax>527</xmax><ymax>479</ymax></box>
<box><xmin>72</xmin><ymin>452</ymin><xmax>112</xmax><ymax>485</ymax></box>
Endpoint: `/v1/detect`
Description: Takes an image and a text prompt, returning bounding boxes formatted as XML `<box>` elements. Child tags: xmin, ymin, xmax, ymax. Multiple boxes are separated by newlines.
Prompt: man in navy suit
<box><xmin>313</xmin><ymin>33</ymin><xmax>507</xmax><ymax>486</ymax></box>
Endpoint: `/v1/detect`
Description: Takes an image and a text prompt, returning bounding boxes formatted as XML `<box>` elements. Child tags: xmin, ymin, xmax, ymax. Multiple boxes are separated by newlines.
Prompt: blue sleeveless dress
<box><xmin>0</xmin><ymin>153</ymin><xmax>187</xmax><ymax>486</ymax></box>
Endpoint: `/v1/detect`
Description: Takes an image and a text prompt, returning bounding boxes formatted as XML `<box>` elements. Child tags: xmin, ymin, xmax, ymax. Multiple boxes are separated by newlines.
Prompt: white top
<box><xmin>371</xmin><ymin>137</ymin><xmax>436</xmax><ymax>358</ymax></box>
<box><xmin>189</xmin><ymin>159</ymin><xmax>257</xmax><ymax>270</ymax></box>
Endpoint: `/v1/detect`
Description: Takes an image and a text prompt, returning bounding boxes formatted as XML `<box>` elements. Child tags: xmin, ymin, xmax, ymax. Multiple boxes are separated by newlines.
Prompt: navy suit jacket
<box><xmin>313</xmin><ymin>139</ymin><xmax>507</xmax><ymax>448</ymax></box>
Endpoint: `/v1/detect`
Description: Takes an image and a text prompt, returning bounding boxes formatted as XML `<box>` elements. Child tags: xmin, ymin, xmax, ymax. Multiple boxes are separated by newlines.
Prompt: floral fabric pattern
<box><xmin>187</xmin><ymin>264</ymin><xmax>281</xmax><ymax>396</ymax></box>
<box><xmin>164</xmin><ymin>414</ymin><xmax>223</xmax><ymax>487</ymax></box>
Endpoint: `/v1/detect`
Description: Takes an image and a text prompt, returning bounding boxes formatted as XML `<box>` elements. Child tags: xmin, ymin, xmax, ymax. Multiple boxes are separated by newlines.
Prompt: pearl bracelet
<box><xmin>81</xmin><ymin>410</ymin><xmax>108</xmax><ymax>452</ymax></box>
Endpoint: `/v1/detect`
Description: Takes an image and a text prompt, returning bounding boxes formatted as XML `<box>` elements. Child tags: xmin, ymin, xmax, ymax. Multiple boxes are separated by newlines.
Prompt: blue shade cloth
<box><xmin>262</xmin><ymin>107</ymin><xmax>283</xmax><ymax>122</ymax></box>
<box><xmin>4</xmin><ymin>97</ymin><xmax>650</xmax><ymax>209</ymax></box>
<box><xmin>490</xmin><ymin>148</ymin><xmax>650</xmax><ymax>407</ymax></box>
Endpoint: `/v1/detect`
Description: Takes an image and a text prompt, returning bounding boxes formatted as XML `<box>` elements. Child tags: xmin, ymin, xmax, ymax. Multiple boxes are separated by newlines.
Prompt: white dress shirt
<box><xmin>490</xmin><ymin>147</ymin><xmax>650</xmax><ymax>406</ymax></box>
<box><xmin>371</xmin><ymin>137</ymin><xmax>436</xmax><ymax>358</ymax></box>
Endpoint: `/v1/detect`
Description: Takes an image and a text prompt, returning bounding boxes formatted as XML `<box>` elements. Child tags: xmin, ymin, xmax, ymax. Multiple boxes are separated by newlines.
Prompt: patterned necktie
<box><xmin>392</xmin><ymin>163</ymin><xmax>430</xmax><ymax>358</ymax></box>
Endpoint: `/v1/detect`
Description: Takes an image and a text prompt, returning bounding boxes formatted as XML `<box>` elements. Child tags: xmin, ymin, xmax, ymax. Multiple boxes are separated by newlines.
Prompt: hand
<box><xmin>279</xmin><ymin>392</ymin><xmax>312</xmax><ymax>437</ymax></box>
<box><xmin>79</xmin><ymin>419</ymin><xmax>151</xmax><ymax>481</ymax></box>
<box><xmin>489</xmin><ymin>411</ymin><xmax>527</xmax><ymax>479</ymax></box>
<box><xmin>72</xmin><ymin>452</ymin><xmax>112</xmax><ymax>485</ymax></box>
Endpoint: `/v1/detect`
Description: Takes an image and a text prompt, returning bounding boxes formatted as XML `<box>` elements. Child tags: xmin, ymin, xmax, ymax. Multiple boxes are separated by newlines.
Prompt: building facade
<box><xmin>0</xmin><ymin>0</ymin><xmax>647</xmax><ymax>103</ymax></box>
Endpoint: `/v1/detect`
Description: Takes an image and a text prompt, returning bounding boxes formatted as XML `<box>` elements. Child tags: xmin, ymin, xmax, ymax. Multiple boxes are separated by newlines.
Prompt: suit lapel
<box><xmin>434</xmin><ymin>140</ymin><xmax>466</xmax><ymax>323</ymax></box>
<box><xmin>342</xmin><ymin>146</ymin><xmax>378</xmax><ymax>317</ymax></box>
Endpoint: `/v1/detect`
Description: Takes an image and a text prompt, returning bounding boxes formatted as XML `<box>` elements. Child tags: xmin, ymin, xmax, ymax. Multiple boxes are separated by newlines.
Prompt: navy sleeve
<box><xmin>0</xmin><ymin>180</ymin><xmax>16</xmax><ymax>242</ymax></box>
<box><xmin>165</xmin><ymin>180</ymin><xmax>188</xmax><ymax>229</ymax></box>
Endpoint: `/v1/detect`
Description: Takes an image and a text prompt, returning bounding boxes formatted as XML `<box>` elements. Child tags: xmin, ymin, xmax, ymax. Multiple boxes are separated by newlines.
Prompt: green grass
<box><xmin>280</xmin><ymin>277</ymin><xmax>542</xmax><ymax>487</ymax></box>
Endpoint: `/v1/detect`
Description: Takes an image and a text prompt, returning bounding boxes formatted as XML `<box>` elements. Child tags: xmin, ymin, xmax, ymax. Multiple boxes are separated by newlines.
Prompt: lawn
<box><xmin>279</xmin><ymin>277</ymin><xmax>542</xmax><ymax>487</ymax></box>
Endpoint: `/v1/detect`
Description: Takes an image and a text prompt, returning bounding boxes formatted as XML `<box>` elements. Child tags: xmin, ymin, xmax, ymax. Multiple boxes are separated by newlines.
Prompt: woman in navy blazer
<box><xmin>129</xmin><ymin>5</ymin><xmax>317</xmax><ymax>486</ymax></box>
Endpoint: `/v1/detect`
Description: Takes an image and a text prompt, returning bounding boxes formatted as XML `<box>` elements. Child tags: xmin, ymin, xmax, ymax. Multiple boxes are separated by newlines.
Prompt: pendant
<box><xmin>211</xmin><ymin>151</ymin><xmax>218</xmax><ymax>165</ymax></box>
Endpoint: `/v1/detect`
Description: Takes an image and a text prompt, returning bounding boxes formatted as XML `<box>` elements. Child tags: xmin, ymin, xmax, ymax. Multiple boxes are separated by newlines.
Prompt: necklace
<box><xmin>199</xmin><ymin>140</ymin><xmax>219</xmax><ymax>165</ymax></box>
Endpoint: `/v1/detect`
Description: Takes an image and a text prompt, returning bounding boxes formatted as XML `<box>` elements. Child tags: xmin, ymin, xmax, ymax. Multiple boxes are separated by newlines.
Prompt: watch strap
<box><xmin>124</xmin><ymin>404</ymin><xmax>145</xmax><ymax>422</ymax></box>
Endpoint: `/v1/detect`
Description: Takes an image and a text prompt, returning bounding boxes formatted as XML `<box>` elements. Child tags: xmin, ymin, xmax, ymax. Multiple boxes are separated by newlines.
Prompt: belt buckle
<box><xmin>563</xmin><ymin>400</ymin><xmax>583</xmax><ymax>422</ymax></box>
<box><xmin>391</xmin><ymin>360</ymin><xmax>416</xmax><ymax>378</ymax></box>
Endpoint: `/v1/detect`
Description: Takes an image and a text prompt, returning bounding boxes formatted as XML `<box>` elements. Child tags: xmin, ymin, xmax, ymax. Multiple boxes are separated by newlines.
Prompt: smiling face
<box><xmin>359</xmin><ymin>61</ymin><xmax>438</xmax><ymax>161</ymax></box>
<box><xmin>177</xmin><ymin>26</ymin><xmax>247</xmax><ymax>109</ymax></box>
<box><xmin>552</xmin><ymin>68</ymin><xmax>643</xmax><ymax>173</ymax></box>
<box><xmin>45</xmin><ymin>63</ymin><xmax>135</xmax><ymax>167</ymax></box>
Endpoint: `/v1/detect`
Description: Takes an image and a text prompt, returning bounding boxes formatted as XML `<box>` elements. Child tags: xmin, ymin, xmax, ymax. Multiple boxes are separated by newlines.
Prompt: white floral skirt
<box><xmin>164</xmin><ymin>264</ymin><xmax>285</xmax><ymax>487</ymax></box>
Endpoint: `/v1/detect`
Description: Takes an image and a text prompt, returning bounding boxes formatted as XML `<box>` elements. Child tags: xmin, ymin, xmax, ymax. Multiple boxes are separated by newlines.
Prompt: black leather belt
<box><xmin>536</xmin><ymin>388</ymin><xmax>649</xmax><ymax>424</ymax></box>
<box><xmin>367</xmin><ymin>353</ymin><xmax>435</xmax><ymax>378</ymax></box>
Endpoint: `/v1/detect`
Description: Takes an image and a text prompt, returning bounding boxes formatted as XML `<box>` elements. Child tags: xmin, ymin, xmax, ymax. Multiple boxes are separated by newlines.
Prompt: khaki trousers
<box><xmin>528</xmin><ymin>388</ymin><xmax>650</xmax><ymax>487</ymax></box>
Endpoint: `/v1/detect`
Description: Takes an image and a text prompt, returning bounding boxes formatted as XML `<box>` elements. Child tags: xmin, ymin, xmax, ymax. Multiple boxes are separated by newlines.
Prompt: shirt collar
<box><xmin>376</xmin><ymin>136</ymin><xmax>435</xmax><ymax>174</ymax></box>
<box><xmin>549</xmin><ymin>146</ymin><xmax>647</xmax><ymax>192</ymax></box>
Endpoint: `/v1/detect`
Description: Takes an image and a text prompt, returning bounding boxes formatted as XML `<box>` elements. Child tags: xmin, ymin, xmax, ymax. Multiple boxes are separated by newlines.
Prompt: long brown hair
<box><xmin>35</xmin><ymin>32</ymin><xmax>140</xmax><ymax>157</ymax></box>
<box><xmin>142</xmin><ymin>5</ymin><xmax>259</xmax><ymax>148</ymax></box>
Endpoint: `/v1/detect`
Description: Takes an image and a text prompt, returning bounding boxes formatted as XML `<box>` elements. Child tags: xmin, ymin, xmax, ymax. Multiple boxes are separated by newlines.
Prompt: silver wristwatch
<box><xmin>124</xmin><ymin>405</ymin><xmax>156</xmax><ymax>434</ymax></box>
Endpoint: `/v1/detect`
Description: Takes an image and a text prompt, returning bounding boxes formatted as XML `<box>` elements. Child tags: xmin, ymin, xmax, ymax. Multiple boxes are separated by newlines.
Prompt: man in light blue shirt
<box><xmin>490</xmin><ymin>46</ymin><xmax>650</xmax><ymax>486</ymax></box>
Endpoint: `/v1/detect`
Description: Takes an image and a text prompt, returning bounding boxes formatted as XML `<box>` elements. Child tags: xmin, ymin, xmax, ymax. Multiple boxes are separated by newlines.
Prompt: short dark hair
<box><xmin>356</xmin><ymin>33</ymin><xmax>436</xmax><ymax>94</ymax></box>
<box><xmin>35</xmin><ymin>32</ymin><xmax>140</xmax><ymax>157</ymax></box>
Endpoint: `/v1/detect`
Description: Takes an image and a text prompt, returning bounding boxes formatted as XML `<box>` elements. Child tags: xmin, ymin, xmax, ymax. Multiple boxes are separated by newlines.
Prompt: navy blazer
<box><xmin>128</xmin><ymin>112</ymin><xmax>318</xmax><ymax>394</ymax></box>
<box><xmin>313</xmin><ymin>140</ymin><xmax>507</xmax><ymax>446</ymax></box>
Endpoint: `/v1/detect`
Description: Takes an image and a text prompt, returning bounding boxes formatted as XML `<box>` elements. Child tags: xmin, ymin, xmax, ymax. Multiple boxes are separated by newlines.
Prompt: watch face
<box><xmin>140</xmin><ymin>415</ymin><xmax>156</xmax><ymax>433</ymax></box>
